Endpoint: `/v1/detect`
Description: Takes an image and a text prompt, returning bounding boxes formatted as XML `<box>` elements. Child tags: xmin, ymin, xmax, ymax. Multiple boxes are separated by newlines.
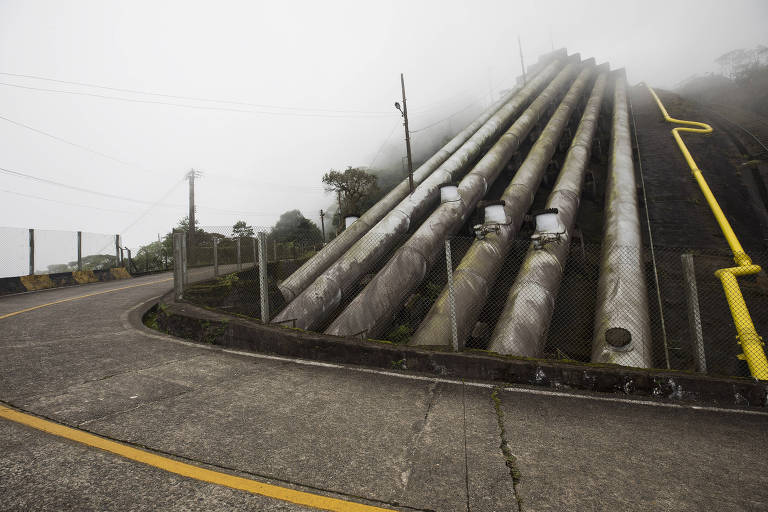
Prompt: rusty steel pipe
<box><xmin>410</xmin><ymin>65</ymin><xmax>601</xmax><ymax>348</ymax></box>
<box><xmin>326</xmin><ymin>59</ymin><xmax>586</xmax><ymax>338</ymax></box>
<box><xmin>591</xmin><ymin>73</ymin><xmax>652</xmax><ymax>367</ymax></box>
<box><xmin>277</xmin><ymin>50</ymin><xmax>569</xmax><ymax>302</ymax></box>
<box><xmin>487</xmin><ymin>71</ymin><xmax>609</xmax><ymax>355</ymax></box>
<box><xmin>273</xmin><ymin>55</ymin><xmax>573</xmax><ymax>331</ymax></box>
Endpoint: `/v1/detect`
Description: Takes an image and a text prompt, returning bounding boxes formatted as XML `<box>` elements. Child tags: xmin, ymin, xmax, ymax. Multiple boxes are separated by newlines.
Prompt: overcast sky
<box><xmin>1</xmin><ymin>0</ymin><xmax>766</xmax><ymax>266</ymax></box>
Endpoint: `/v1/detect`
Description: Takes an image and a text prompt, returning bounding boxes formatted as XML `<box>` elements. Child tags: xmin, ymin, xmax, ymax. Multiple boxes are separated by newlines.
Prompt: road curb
<box><xmin>136</xmin><ymin>292</ymin><xmax>768</xmax><ymax>410</ymax></box>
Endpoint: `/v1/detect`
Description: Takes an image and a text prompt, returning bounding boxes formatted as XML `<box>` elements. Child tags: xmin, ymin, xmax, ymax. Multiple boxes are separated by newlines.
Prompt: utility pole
<box><xmin>187</xmin><ymin>169</ymin><xmax>196</xmax><ymax>251</ymax></box>
<box><xmin>395</xmin><ymin>73</ymin><xmax>415</xmax><ymax>193</ymax></box>
<box><xmin>186</xmin><ymin>169</ymin><xmax>202</xmax><ymax>260</ymax></box>
<box><xmin>518</xmin><ymin>36</ymin><xmax>527</xmax><ymax>85</ymax></box>
<box><xmin>336</xmin><ymin>190</ymin><xmax>343</xmax><ymax>234</ymax></box>
<box><xmin>319</xmin><ymin>209</ymin><xmax>326</xmax><ymax>242</ymax></box>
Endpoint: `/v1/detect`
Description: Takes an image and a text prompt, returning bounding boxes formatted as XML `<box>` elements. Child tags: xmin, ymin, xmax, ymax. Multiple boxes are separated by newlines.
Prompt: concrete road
<box><xmin>1</xmin><ymin>274</ymin><xmax>766</xmax><ymax>511</ymax></box>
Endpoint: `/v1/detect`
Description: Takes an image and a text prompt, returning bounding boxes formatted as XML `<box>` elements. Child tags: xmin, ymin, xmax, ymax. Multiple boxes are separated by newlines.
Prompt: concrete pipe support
<box><xmin>487</xmin><ymin>71</ymin><xmax>609</xmax><ymax>355</ymax></box>
<box><xmin>273</xmin><ymin>55</ymin><xmax>573</xmax><ymax>331</ymax></box>
<box><xmin>591</xmin><ymin>73</ymin><xmax>652</xmax><ymax>367</ymax></box>
<box><xmin>410</xmin><ymin>64</ymin><xmax>602</xmax><ymax>348</ymax></box>
<box><xmin>326</xmin><ymin>59</ymin><xmax>587</xmax><ymax>338</ymax></box>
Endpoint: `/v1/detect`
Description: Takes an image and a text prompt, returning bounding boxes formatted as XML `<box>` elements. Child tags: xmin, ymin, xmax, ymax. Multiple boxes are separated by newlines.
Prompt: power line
<box><xmin>0</xmin><ymin>113</ymin><xmax>327</xmax><ymax>190</ymax></box>
<box><xmin>0</xmin><ymin>81</ymin><xmax>392</xmax><ymax>119</ymax></box>
<box><xmin>118</xmin><ymin>177</ymin><xmax>188</xmax><ymax>236</ymax></box>
<box><xmin>0</xmin><ymin>165</ymin><xmax>302</xmax><ymax>218</ymax></box>
<box><xmin>410</xmin><ymin>88</ymin><xmax>477</xmax><ymax>114</ymax></box>
<box><xmin>198</xmin><ymin>169</ymin><xmax>326</xmax><ymax>191</ymax></box>
<box><xmin>410</xmin><ymin>102</ymin><xmax>480</xmax><ymax>134</ymax></box>
<box><xmin>0</xmin><ymin>113</ymin><xmax>156</xmax><ymax>176</ymax></box>
<box><xmin>0</xmin><ymin>165</ymin><xmax>184</xmax><ymax>206</ymax></box>
<box><xmin>0</xmin><ymin>188</ymin><xmax>134</xmax><ymax>213</ymax></box>
<box><xmin>368</xmin><ymin>121</ymin><xmax>401</xmax><ymax>169</ymax></box>
<box><xmin>195</xmin><ymin>205</ymin><xmax>281</xmax><ymax>216</ymax></box>
<box><xmin>0</xmin><ymin>71</ymin><xmax>392</xmax><ymax>115</ymax></box>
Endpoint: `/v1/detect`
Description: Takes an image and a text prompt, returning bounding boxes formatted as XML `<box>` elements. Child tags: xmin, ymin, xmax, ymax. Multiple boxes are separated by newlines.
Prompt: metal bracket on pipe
<box><xmin>472</xmin><ymin>222</ymin><xmax>514</xmax><ymax>240</ymax></box>
<box><xmin>530</xmin><ymin>207</ymin><xmax>566</xmax><ymax>249</ymax></box>
<box><xmin>474</xmin><ymin>200</ymin><xmax>511</xmax><ymax>239</ymax></box>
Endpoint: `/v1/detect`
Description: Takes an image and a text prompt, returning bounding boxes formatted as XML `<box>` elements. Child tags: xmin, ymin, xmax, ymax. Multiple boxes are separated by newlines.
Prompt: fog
<box><xmin>0</xmin><ymin>0</ymin><xmax>765</xmax><ymax>252</ymax></box>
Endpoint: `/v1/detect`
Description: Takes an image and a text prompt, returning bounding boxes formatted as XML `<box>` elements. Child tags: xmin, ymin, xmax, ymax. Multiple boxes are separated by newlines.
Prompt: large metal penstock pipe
<box><xmin>278</xmin><ymin>49</ymin><xmax>569</xmax><ymax>303</ymax></box>
<box><xmin>273</xmin><ymin>55</ymin><xmax>573</xmax><ymax>331</ymax></box>
<box><xmin>591</xmin><ymin>73</ymin><xmax>652</xmax><ymax>367</ymax></box>
<box><xmin>326</xmin><ymin>59</ymin><xmax>586</xmax><ymax>338</ymax></box>
<box><xmin>410</xmin><ymin>64</ymin><xmax>600</xmax><ymax>348</ymax></box>
<box><xmin>487</xmin><ymin>71</ymin><xmax>609</xmax><ymax>355</ymax></box>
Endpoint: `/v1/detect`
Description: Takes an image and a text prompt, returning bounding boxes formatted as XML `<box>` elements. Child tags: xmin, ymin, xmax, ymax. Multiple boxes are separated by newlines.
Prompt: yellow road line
<box><xmin>0</xmin><ymin>278</ymin><xmax>173</xmax><ymax>320</ymax></box>
<box><xmin>0</xmin><ymin>404</ymin><xmax>391</xmax><ymax>511</ymax></box>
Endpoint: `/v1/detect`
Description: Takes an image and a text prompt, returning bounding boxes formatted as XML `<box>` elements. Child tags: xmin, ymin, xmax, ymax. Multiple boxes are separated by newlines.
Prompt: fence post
<box><xmin>258</xmin><ymin>232</ymin><xmax>270</xmax><ymax>322</ymax></box>
<box><xmin>681</xmin><ymin>253</ymin><xmax>707</xmax><ymax>373</ymax></box>
<box><xmin>444</xmin><ymin>239</ymin><xmax>459</xmax><ymax>351</ymax></box>
<box><xmin>181</xmin><ymin>235</ymin><xmax>188</xmax><ymax>287</ymax></box>
<box><xmin>28</xmin><ymin>228</ymin><xmax>34</xmax><ymax>275</ymax></box>
<box><xmin>213</xmin><ymin>238</ymin><xmax>219</xmax><ymax>276</ymax></box>
<box><xmin>115</xmin><ymin>234</ymin><xmax>121</xmax><ymax>267</ymax></box>
<box><xmin>77</xmin><ymin>231</ymin><xmax>82</xmax><ymax>271</ymax></box>
<box><xmin>173</xmin><ymin>232</ymin><xmax>185</xmax><ymax>300</ymax></box>
<box><xmin>252</xmin><ymin>237</ymin><xmax>257</xmax><ymax>268</ymax></box>
<box><xmin>236</xmin><ymin>238</ymin><xmax>242</xmax><ymax>271</ymax></box>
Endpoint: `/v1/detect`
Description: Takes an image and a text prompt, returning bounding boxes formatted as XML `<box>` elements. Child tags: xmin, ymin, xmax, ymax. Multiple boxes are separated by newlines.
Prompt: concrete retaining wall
<box><xmin>145</xmin><ymin>293</ymin><xmax>768</xmax><ymax>410</ymax></box>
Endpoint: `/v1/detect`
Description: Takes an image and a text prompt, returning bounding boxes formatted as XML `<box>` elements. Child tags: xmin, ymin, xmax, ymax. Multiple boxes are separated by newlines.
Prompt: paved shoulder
<box><xmin>498</xmin><ymin>388</ymin><xmax>768</xmax><ymax>511</ymax></box>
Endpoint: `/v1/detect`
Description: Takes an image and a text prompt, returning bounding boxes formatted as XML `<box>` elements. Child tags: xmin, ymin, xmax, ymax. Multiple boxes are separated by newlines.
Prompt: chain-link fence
<box><xmin>0</xmin><ymin>226</ymin><xmax>123</xmax><ymax>278</ymax></box>
<box><xmin>175</xmin><ymin>225</ymin><xmax>768</xmax><ymax>380</ymax></box>
<box><xmin>177</xmin><ymin>226</ymin><xmax>324</xmax><ymax>318</ymax></box>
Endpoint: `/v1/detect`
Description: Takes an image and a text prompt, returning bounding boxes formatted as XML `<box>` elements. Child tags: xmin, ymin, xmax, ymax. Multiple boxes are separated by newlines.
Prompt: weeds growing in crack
<box><xmin>491</xmin><ymin>386</ymin><xmax>523</xmax><ymax>511</ymax></box>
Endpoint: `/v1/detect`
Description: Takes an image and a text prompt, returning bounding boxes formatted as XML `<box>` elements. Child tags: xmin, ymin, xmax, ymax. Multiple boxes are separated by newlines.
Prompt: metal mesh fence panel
<box><xmin>181</xmin><ymin>226</ymin><xmax>325</xmax><ymax>322</ymax></box>
<box><xmin>81</xmin><ymin>231</ymin><xmax>118</xmax><ymax>271</ymax></box>
<box><xmin>0</xmin><ymin>227</ymin><xmax>124</xmax><ymax>278</ymax></box>
<box><xmin>33</xmin><ymin>229</ymin><xmax>79</xmax><ymax>274</ymax></box>
<box><xmin>0</xmin><ymin>227</ymin><xmax>29</xmax><ymax>278</ymax></box>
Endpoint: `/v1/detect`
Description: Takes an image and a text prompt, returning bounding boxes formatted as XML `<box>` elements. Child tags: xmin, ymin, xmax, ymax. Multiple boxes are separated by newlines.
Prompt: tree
<box><xmin>46</xmin><ymin>263</ymin><xmax>72</xmax><ymax>273</ymax></box>
<box><xmin>715</xmin><ymin>49</ymin><xmax>749</xmax><ymax>80</ymax></box>
<box><xmin>322</xmin><ymin>167</ymin><xmax>378</xmax><ymax>218</ymax></box>
<box><xmin>80</xmin><ymin>254</ymin><xmax>117</xmax><ymax>271</ymax></box>
<box><xmin>133</xmin><ymin>240</ymin><xmax>168</xmax><ymax>271</ymax></box>
<box><xmin>173</xmin><ymin>215</ymin><xmax>202</xmax><ymax>235</ymax></box>
<box><xmin>271</xmin><ymin>210</ymin><xmax>322</xmax><ymax>243</ymax></box>
<box><xmin>232</xmin><ymin>220</ymin><xmax>254</xmax><ymax>238</ymax></box>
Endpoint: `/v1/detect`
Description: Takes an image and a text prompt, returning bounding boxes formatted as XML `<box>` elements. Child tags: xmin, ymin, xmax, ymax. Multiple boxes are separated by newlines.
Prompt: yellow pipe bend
<box><xmin>645</xmin><ymin>84</ymin><xmax>768</xmax><ymax>380</ymax></box>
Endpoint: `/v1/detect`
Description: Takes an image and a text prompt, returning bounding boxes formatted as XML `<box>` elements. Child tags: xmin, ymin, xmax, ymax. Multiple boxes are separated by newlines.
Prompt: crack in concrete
<box><xmin>400</xmin><ymin>381</ymin><xmax>438</xmax><ymax>493</ymax></box>
<box><xmin>14</xmin><ymin>356</ymin><xmax>263</xmax><ymax>428</ymax></box>
<box><xmin>88</xmin><ymin>355</ymin><xmax>200</xmax><ymax>384</ymax></box>
<box><xmin>74</xmin><ymin>359</ymin><xmax>271</xmax><ymax>427</ymax></box>
<box><xmin>75</xmin><ymin>386</ymin><xmax>197</xmax><ymax>427</ymax></box>
<box><xmin>461</xmin><ymin>381</ymin><xmax>470</xmax><ymax>512</ymax></box>
<box><xmin>2</xmin><ymin>399</ymin><xmax>435</xmax><ymax>511</ymax></box>
<box><xmin>491</xmin><ymin>386</ymin><xmax>523</xmax><ymax>512</ymax></box>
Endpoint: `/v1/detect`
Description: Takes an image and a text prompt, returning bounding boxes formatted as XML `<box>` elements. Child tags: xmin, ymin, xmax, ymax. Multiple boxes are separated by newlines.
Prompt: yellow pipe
<box><xmin>645</xmin><ymin>85</ymin><xmax>768</xmax><ymax>380</ymax></box>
